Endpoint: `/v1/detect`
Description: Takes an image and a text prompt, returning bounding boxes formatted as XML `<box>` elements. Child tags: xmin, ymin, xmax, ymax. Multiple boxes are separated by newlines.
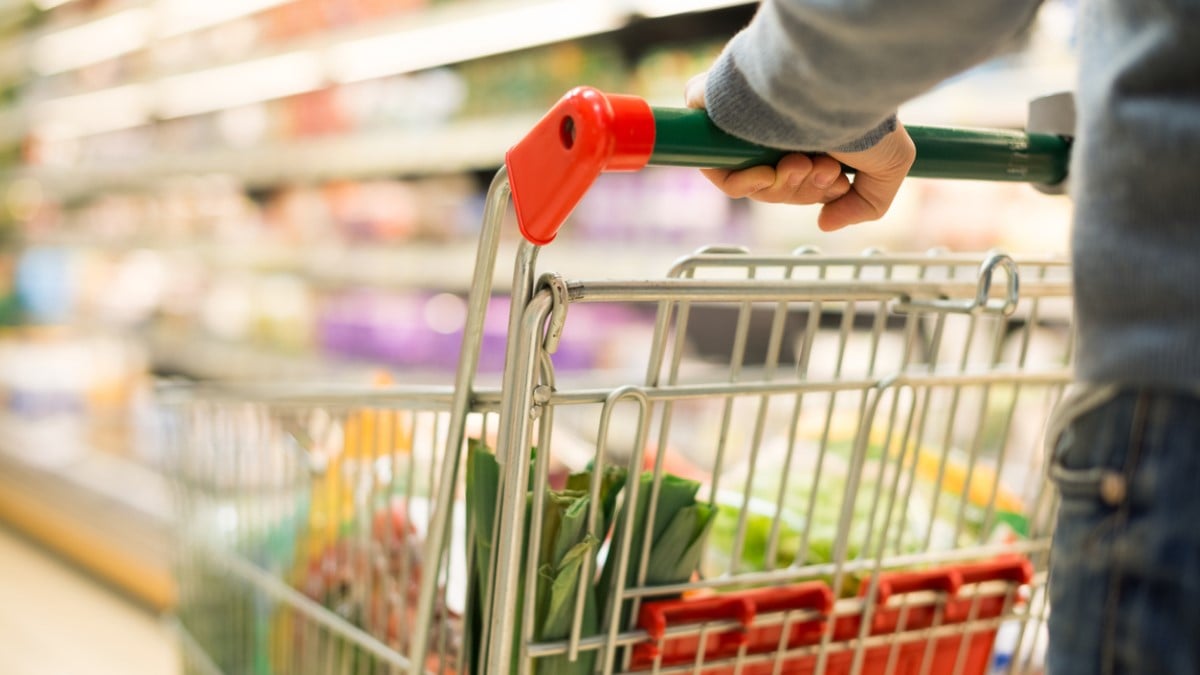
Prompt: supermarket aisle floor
<box><xmin>0</xmin><ymin>526</ymin><xmax>180</xmax><ymax>675</ymax></box>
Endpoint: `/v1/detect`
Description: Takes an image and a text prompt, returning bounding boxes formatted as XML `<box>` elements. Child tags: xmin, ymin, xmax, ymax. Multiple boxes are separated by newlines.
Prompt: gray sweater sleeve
<box><xmin>705</xmin><ymin>0</ymin><xmax>1045</xmax><ymax>152</ymax></box>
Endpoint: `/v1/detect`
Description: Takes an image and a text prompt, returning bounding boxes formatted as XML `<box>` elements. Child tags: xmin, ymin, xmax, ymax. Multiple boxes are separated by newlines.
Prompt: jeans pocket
<box><xmin>1050</xmin><ymin>463</ymin><xmax>1110</xmax><ymax>502</ymax></box>
<box><xmin>1048</xmin><ymin>408</ymin><xmax>1130</xmax><ymax>513</ymax></box>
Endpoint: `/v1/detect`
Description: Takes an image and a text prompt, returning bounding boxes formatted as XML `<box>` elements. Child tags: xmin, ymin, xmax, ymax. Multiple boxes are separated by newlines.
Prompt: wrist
<box><xmin>831</xmin><ymin>114</ymin><xmax>899</xmax><ymax>153</ymax></box>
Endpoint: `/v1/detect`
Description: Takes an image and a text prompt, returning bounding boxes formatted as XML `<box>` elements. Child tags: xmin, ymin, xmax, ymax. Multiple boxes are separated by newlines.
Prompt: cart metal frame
<box><xmin>172</xmin><ymin>88</ymin><xmax>1075</xmax><ymax>675</ymax></box>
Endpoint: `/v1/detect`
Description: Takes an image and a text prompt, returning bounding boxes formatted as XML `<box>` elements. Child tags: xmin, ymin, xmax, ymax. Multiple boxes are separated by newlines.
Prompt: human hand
<box><xmin>685</xmin><ymin>73</ymin><xmax>916</xmax><ymax>232</ymax></box>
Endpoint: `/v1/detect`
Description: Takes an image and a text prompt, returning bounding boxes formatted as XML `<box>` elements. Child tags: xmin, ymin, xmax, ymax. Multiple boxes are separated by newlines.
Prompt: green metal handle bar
<box><xmin>505</xmin><ymin>88</ymin><xmax>1073</xmax><ymax>245</ymax></box>
<box><xmin>649</xmin><ymin>106</ymin><xmax>1071</xmax><ymax>184</ymax></box>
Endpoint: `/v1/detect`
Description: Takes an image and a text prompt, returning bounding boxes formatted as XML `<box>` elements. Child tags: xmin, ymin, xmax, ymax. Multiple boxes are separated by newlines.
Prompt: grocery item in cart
<box><xmin>274</xmin><ymin>404</ymin><xmax>462</xmax><ymax>674</ymax></box>
<box><xmin>707</xmin><ymin>426</ymin><xmax>1028</xmax><ymax>590</ymax></box>
<box><xmin>597</xmin><ymin>470</ymin><xmax>716</xmax><ymax>618</ymax></box>
<box><xmin>466</xmin><ymin>439</ymin><xmax>628</xmax><ymax>675</ymax></box>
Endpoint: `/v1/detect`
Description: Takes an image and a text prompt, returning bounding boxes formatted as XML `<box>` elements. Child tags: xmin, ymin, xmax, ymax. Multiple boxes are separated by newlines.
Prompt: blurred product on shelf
<box><xmin>748</xmin><ymin>179</ymin><xmax>1072</xmax><ymax>256</ymax></box>
<box><xmin>7</xmin><ymin>158</ymin><xmax>1073</xmax><ymax>383</ymax></box>
<box><xmin>15</xmin><ymin>244</ymin><xmax>174</xmax><ymax>327</ymax></box>
<box><xmin>456</xmin><ymin>40</ymin><xmax>626</xmax><ymax>119</ymax></box>
<box><xmin>0</xmin><ymin>326</ymin><xmax>156</xmax><ymax>476</ymax></box>
<box><xmin>198</xmin><ymin>271</ymin><xmax>314</xmax><ymax>351</ymax></box>
<box><xmin>27</xmin><ymin>173</ymin><xmax>479</xmax><ymax>246</ymax></box>
<box><xmin>333</xmin><ymin>67</ymin><xmax>467</xmax><ymax>135</ymax></box>
<box><xmin>574</xmin><ymin>168</ymin><xmax>744</xmax><ymax>246</ymax></box>
<box><xmin>2</xmin><ymin>191</ymin><xmax>153</xmax><ymax>438</ymax></box>
<box><xmin>294</xmin><ymin>176</ymin><xmax>479</xmax><ymax>243</ymax></box>
<box><xmin>258</xmin><ymin>0</ymin><xmax>427</xmax><ymax>44</ymax></box>
<box><xmin>0</xmin><ymin>328</ymin><xmax>147</xmax><ymax>421</ymax></box>
<box><xmin>29</xmin><ymin>38</ymin><xmax>629</xmax><ymax>169</ymax></box>
<box><xmin>316</xmin><ymin>291</ymin><xmax>653</xmax><ymax>374</ymax></box>
<box><xmin>630</xmin><ymin>39</ymin><xmax>724</xmax><ymax>106</ymax></box>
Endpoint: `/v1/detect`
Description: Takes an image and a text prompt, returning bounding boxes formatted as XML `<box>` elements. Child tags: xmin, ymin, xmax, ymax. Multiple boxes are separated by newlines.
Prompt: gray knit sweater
<box><xmin>705</xmin><ymin>0</ymin><xmax>1200</xmax><ymax>388</ymax></box>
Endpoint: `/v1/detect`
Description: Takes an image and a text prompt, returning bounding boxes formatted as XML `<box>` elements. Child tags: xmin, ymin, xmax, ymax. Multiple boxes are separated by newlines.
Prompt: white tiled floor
<box><xmin>0</xmin><ymin>526</ymin><xmax>180</xmax><ymax>675</ymax></box>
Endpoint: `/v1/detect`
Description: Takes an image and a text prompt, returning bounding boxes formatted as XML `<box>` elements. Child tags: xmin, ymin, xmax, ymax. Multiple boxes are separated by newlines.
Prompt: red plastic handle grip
<box><xmin>639</xmin><ymin>595</ymin><xmax>756</xmax><ymax>643</ymax></box>
<box><xmin>864</xmin><ymin>558</ymin><xmax>1034</xmax><ymax>629</ymax></box>
<box><xmin>638</xmin><ymin>583</ymin><xmax>835</xmax><ymax>642</ymax></box>
<box><xmin>865</xmin><ymin>556</ymin><xmax>1034</xmax><ymax>606</ymax></box>
<box><xmin>751</xmin><ymin>583</ymin><xmax>835</xmax><ymax>616</ymax></box>
<box><xmin>634</xmin><ymin>583</ymin><xmax>835</xmax><ymax>665</ymax></box>
<box><xmin>505</xmin><ymin>87</ymin><xmax>655</xmax><ymax>245</ymax></box>
<box><xmin>867</xmin><ymin>569</ymin><xmax>964</xmax><ymax>606</ymax></box>
<box><xmin>955</xmin><ymin>555</ymin><xmax>1035</xmax><ymax>586</ymax></box>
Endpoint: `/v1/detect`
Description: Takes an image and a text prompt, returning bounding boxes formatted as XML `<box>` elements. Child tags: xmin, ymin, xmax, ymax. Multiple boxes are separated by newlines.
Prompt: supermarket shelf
<box><xmin>29</xmin><ymin>235</ymin><xmax>696</xmax><ymax>291</ymax></box>
<box><xmin>272</xmin><ymin>239</ymin><xmax>695</xmax><ymax>292</ymax></box>
<box><xmin>146</xmin><ymin>334</ymin><xmax>476</xmax><ymax>386</ymax></box>
<box><xmin>24</xmin><ymin>0</ymin><xmax>148</xmax><ymax>39</ymax></box>
<box><xmin>0</xmin><ymin>0</ymin><xmax>30</xmax><ymax>28</ymax></box>
<box><xmin>0</xmin><ymin>31</ymin><xmax>26</xmax><ymax>83</ymax></box>
<box><xmin>134</xmin><ymin>239</ymin><xmax>693</xmax><ymax>382</ymax></box>
<box><xmin>0</xmin><ymin>416</ymin><xmax>176</xmax><ymax>611</ymax></box>
<box><xmin>0</xmin><ymin>103</ymin><xmax>23</xmax><ymax>145</ymax></box>
<box><xmin>229</xmin><ymin>239</ymin><xmax>523</xmax><ymax>291</ymax></box>
<box><xmin>144</xmin><ymin>324</ymin><xmax>376</xmax><ymax>382</ymax></box>
<box><xmin>20</xmin><ymin>113</ymin><xmax>538</xmax><ymax>199</ymax></box>
<box><xmin>27</xmin><ymin>0</ymin><xmax>748</xmax><ymax>75</ymax></box>
<box><xmin>630</xmin><ymin>0</ymin><xmax>751</xmax><ymax>18</ymax></box>
<box><xmin>11</xmin><ymin>0</ymin><xmax>753</xmax><ymax>140</ymax></box>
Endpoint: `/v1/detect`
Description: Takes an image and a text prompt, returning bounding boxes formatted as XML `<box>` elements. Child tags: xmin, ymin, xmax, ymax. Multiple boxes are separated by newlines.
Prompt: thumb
<box><xmin>817</xmin><ymin>173</ymin><xmax>899</xmax><ymax>231</ymax></box>
<box><xmin>685</xmin><ymin>72</ymin><xmax>708</xmax><ymax>109</ymax></box>
<box><xmin>819</xmin><ymin>125</ymin><xmax>915</xmax><ymax>230</ymax></box>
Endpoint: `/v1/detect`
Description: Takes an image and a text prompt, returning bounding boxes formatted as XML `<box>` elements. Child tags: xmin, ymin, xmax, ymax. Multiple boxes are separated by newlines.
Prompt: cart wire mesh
<box><xmin>168</xmin><ymin>386</ymin><xmax>497</xmax><ymax>675</ymax></box>
<box><xmin>168</xmin><ymin>246</ymin><xmax>1071</xmax><ymax>675</ymax></box>
<box><xmin>478</xmin><ymin>248</ymin><xmax>1070</xmax><ymax>675</ymax></box>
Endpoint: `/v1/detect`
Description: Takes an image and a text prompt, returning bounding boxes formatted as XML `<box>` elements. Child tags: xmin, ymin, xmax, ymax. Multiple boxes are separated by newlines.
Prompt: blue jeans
<box><xmin>1047</xmin><ymin>389</ymin><xmax>1200</xmax><ymax>675</ymax></box>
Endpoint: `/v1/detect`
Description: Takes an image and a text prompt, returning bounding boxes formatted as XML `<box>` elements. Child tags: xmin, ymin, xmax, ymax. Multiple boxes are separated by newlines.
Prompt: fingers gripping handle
<box><xmin>504</xmin><ymin>87</ymin><xmax>1072</xmax><ymax>245</ymax></box>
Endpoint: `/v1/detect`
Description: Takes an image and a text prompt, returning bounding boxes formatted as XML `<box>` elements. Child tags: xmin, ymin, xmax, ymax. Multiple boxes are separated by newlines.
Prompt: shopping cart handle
<box><xmin>505</xmin><ymin>87</ymin><xmax>1072</xmax><ymax>246</ymax></box>
<box><xmin>650</xmin><ymin>107</ymin><xmax>1070</xmax><ymax>183</ymax></box>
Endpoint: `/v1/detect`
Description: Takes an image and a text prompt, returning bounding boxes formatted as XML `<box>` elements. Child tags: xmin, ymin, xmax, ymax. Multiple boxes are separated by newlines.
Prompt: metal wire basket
<box><xmin>169</xmin><ymin>88</ymin><xmax>1073</xmax><ymax>675</ymax></box>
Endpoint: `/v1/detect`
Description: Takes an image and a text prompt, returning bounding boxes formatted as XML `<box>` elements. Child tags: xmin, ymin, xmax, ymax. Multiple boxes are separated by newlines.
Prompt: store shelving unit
<box><xmin>29</xmin><ymin>233</ymin><xmax>692</xmax><ymax>291</ymax></box>
<box><xmin>7</xmin><ymin>0</ymin><xmax>755</xmax><ymax>179</ymax></box>
<box><xmin>23</xmin><ymin>113</ymin><xmax>540</xmax><ymax>199</ymax></box>
<box><xmin>0</xmin><ymin>0</ymin><xmax>762</xmax><ymax>608</ymax></box>
<box><xmin>0</xmin><ymin>414</ymin><xmax>175</xmax><ymax>610</ymax></box>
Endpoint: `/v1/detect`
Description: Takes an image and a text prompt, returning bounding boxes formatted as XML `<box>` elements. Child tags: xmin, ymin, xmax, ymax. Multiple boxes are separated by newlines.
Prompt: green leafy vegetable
<box><xmin>465</xmin><ymin>440</ymin><xmax>627</xmax><ymax>675</ymax></box>
<box><xmin>705</xmin><ymin>434</ymin><xmax>1014</xmax><ymax>596</ymax></box>
<box><xmin>599</xmin><ymin>472</ymin><xmax>716</xmax><ymax>629</ymax></box>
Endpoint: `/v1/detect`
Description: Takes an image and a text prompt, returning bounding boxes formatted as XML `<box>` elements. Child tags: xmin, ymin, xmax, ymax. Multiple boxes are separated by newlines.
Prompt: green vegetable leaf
<box><xmin>645</xmin><ymin>502</ymin><xmax>716</xmax><ymax>585</ymax></box>
<box><xmin>466</xmin><ymin>440</ymin><xmax>629</xmax><ymax>675</ymax></box>
<box><xmin>599</xmin><ymin>472</ymin><xmax>711</xmax><ymax>631</ymax></box>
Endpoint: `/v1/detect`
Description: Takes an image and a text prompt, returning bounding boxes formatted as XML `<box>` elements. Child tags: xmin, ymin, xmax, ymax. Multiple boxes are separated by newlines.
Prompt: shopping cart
<box><xmin>169</xmin><ymin>87</ymin><xmax>1075</xmax><ymax>675</ymax></box>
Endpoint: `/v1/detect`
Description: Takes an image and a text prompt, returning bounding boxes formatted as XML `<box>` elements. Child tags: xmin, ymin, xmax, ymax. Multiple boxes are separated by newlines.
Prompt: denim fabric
<box><xmin>1047</xmin><ymin>389</ymin><xmax>1200</xmax><ymax>675</ymax></box>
